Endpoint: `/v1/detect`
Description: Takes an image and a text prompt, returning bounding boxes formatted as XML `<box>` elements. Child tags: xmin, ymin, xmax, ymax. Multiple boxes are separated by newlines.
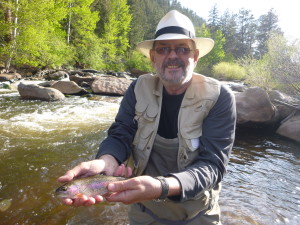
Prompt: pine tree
<box><xmin>196</xmin><ymin>24</ymin><xmax>225</xmax><ymax>74</ymax></box>
<box><xmin>94</xmin><ymin>0</ymin><xmax>131</xmax><ymax>70</ymax></box>
<box><xmin>65</xmin><ymin>0</ymin><xmax>101</xmax><ymax>69</ymax></box>
<box><xmin>256</xmin><ymin>9</ymin><xmax>282</xmax><ymax>57</ymax></box>
<box><xmin>219</xmin><ymin>10</ymin><xmax>238</xmax><ymax>61</ymax></box>
<box><xmin>207</xmin><ymin>4</ymin><xmax>220</xmax><ymax>37</ymax></box>
<box><xmin>127</xmin><ymin>0</ymin><xmax>147</xmax><ymax>47</ymax></box>
<box><xmin>235</xmin><ymin>8</ymin><xmax>257</xmax><ymax>58</ymax></box>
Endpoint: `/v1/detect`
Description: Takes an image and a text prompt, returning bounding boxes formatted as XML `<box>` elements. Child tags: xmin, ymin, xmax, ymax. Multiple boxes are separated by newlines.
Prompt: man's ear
<box><xmin>150</xmin><ymin>49</ymin><xmax>155</xmax><ymax>63</ymax></box>
<box><xmin>194</xmin><ymin>49</ymin><xmax>200</xmax><ymax>62</ymax></box>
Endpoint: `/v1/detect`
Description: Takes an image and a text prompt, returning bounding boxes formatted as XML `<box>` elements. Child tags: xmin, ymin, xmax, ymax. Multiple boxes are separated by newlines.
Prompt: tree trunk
<box><xmin>67</xmin><ymin>1</ymin><xmax>73</xmax><ymax>44</ymax></box>
<box><xmin>4</xmin><ymin>0</ymin><xmax>18</xmax><ymax>71</ymax></box>
<box><xmin>4</xmin><ymin>5</ymin><xmax>13</xmax><ymax>42</ymax></box>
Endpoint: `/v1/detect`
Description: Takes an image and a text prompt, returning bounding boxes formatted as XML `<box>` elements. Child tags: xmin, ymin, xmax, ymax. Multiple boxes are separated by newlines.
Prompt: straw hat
<box><xmin>136</xmin><ymin>10</ymin><xmax>214</xmax><ymax>58</ymax></box>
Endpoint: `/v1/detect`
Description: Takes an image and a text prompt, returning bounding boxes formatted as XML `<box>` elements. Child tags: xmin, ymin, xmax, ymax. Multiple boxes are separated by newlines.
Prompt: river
<box><xmin>0</xmin><ymin>92</ymin><xmax>299</xmax><ymax>225</ymax></box>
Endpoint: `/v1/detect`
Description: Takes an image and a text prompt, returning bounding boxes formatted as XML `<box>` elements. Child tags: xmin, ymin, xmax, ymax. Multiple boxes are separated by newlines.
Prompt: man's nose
<box><xmin>168</xmin><ymin>48</ymin><xmax>178</xmax><ymax>57</ymax></box>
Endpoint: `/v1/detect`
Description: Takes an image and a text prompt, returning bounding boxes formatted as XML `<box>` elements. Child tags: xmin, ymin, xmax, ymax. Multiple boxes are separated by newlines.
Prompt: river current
<box><xmin>0</xmin><ymin>92</ymin><xmax>299</xmax><ymax>225</ymax></box>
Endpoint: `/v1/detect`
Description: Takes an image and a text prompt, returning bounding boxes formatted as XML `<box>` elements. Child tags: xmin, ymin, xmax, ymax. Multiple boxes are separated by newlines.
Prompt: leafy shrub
<box><xmin>239</xmin><ymin>57</ymin><xmax>276</xmax><ymax>91</ymax></box>
<box><xmin>238</xmin><ymin>34</ymin><xmax>300</xmax><ymax>95</ymax></box>
<box><xmin>125</xmin><ymin>51</ymin><xmax>153</xmax><ymax>72</ymax></box>
<box><xmin>212</xmin><ymin>62</ymin><xmax>246</xmax><ymax>81</ymax></box>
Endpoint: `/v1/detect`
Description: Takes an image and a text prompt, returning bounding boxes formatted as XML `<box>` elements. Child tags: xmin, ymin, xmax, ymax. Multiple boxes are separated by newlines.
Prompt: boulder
<box><xmin>269</xmin><ymin>90</ymin><xmax>300</xmax><ymax>120</ymax></box>
<box><xmin>38</xmin><ymin>81</ymin><xmax>57</xmax><ymax>87</ymax></box>
<box><xmin>235</xmin><ymin>87</ymin><xmax>276</xmax><ymax>124</ymax></box>
<box><xmin>130</xmin><ymin>69</ymin><xmax>148</xmax><ymax>78</ymax></box>
<box><xmin>225</xmin><ymin>82</ymin><xmax>247</xmax><ymax>92</ymax></box>
<box><xmin>45</xmin><ymin>71</ymin><xmax>69</xmax><ymax>81</ymax></box>
<box><xmin>51</xmin><ymin>81</ymin><xmax>88</xmax><ymax>95</ymax></box>
<box><xmin>17</xmin><ymin>82</ymin><xmax>65</xmax><ymax>101</ymax></box>
<box><xmin>69</xmin><ymin>74</ymin><xmax>96</xmax><ymax>86</ymax></box>
<box><xmin>276</xmin><ymin>114</ymin><xmax>300</xmax><ymax>142</ymax></box>
<box><xmin>91</xmin><ymin>76</ymin><xmax>132</xmax><ymax>96</ymax></box>
<box><xmin>0</xmin><ymin>73</ymin><xmax>22</xmax><ymax>82</ymax></box>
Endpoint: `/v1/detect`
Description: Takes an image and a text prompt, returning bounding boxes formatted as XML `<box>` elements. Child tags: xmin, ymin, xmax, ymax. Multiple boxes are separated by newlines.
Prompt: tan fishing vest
<box><xmin>129</xmin><ymin>73</ymin><xmax>221</xmax><ymax>177</ymax></box>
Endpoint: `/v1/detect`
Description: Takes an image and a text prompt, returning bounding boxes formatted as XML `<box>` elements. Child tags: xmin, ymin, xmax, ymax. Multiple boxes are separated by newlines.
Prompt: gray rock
<box><xmin>51</xmin><ymin>81</ymin><xmax>88</xmax><ymax>95</ymax></box>
<box><xmin>45</xmin><ymin>71</ymin><xmax>69</xmax><ymax>81</ymax></box>
<box><xmin>91</xmin><ymin>76</ymin><xmax>132</xmax><ymax>96</ymax></box>
<box><xmin>276</xmin><ymin>114</ymin><xmax>300</xmax><ymax>142</ymax></box>
<box><xmin>0</xmin><ymin>73</ymin><xmax>22</xmax><ymax>82</ymax></box>
<box><xmin>269</xmin><ymin>90</ymin><xmax>300</xmax><ymax>121</ymax></box>
<box><xmin>17</xmin><ymin>82</ymin><xmax>65</xmax><ymax>101</ymax></box>
<box><xmin>69</xmin><ymin>74</ymin><xmax>96</xmax><ymax>86</ymax></box>
<box><xmin>235</xmin><ymin>87</ymin><xmax>276</xmax><ymax>124</ymax></box>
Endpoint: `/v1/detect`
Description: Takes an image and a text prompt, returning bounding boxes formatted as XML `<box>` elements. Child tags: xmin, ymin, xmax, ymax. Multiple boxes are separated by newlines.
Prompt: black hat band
<box><xmin>155</xmin><ymin>26</ymin><xmax>195</xmax><ymax>39</ymax></box>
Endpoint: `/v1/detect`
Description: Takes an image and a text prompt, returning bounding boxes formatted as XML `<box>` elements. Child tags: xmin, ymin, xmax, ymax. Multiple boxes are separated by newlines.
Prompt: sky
<box><xmin>178</xmin><ymin>0</ymin><xmax>299</xmax><ymax>42</ymax></box>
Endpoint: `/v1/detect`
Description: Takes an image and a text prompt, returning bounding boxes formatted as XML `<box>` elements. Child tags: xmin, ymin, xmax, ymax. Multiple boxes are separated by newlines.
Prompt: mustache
<box><xmin>163</xmin><ymin>59</ymin><xmax>185</xmax><ymax>68</ymax></box>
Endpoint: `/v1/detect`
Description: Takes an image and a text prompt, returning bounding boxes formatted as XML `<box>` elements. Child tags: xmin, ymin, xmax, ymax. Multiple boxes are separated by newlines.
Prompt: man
<box><xmin>58</xmin><ymin>10</ymin><xmax>236</xmax><ymax>225</ymax></box>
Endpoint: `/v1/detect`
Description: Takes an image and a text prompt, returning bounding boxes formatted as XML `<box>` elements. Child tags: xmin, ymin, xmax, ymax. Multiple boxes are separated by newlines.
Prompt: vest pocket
<box><xmin>132</xmin><ymin>102</ymin><xmax>158</xmax><ymax>174</ymax></box>
<box><xmin>134</xmin><ymin>126</ymin><xmax>153</xmax><ymax>150</ymax></box>
<box><xmin>179</xmin><ymin>124</ymin><xmax>203</xmax><ymax>168</ymax></box>
<box><xmin>181</xmin><ymin>124</ymin><xmax>202</xmax><ymax>151</ymax></box>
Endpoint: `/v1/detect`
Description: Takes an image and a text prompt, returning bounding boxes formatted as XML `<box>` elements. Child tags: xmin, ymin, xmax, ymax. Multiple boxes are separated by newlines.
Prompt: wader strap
<box><xmin>137</xmin><ymin>202</ymin><xmax>211</xmax><ymax>225</ymax></box>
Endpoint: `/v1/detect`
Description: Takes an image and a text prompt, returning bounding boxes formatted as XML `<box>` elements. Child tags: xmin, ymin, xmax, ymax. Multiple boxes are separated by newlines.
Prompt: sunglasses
<box><xmin>155</xmin><ymin>47</ymin><xmax>192</xmax><ymax>56</ymax></box>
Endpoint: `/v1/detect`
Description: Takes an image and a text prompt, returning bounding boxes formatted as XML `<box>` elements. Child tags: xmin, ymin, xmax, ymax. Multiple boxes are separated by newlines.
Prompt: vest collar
<box><xmin>153</xmin><ymin>75</ymin><xmax>163</xmax><ymax>96</ymax></box>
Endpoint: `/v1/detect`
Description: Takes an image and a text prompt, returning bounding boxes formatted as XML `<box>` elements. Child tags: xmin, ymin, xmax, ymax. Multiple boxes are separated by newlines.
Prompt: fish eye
<box><xmin>61</xmin><ymin>186</ymin><xmax>68</xmax><ymax>191</ymax></box>
<box><xmin>57</xmin><ymin>186</ymin><xmax>68</xmax><ymax>192</ymax></box>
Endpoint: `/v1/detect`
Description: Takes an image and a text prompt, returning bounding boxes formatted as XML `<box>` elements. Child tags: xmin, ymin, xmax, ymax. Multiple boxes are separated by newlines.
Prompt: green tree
<box><xmin>196</xmin><ymin>24</ymin><xmax>225</xmax><ymax>74</ymax></box>
<box><xmin>0</xmin><ymin>0</ymin><xmax>18</xmax><ymax>70</ymax></box>
<box><xmin>256</xmin><ymin>9</ymin><xmax>282</xmax><ymax>58</ymax></box>
<box><xmin>266</xmin><ymin>34</ymin><xmax>300</xmax><ymax>95</ymax></box>
<box><xmin>240</xmin><ymin>34</ymin><xmax>300</xmax><ymax>95</ymax></box>
<box><xmin>235</xmin><ymin>8</ymin><xmax>257</xmax><ymax>58</ymax></box>
<box><xmin>17</xmin><ymin>0</ymin><xmax>71</xmax><ymax>68</ymax></box>
<box><xmin>207</xmin><ymin>4</ymin><xmax>220</xmax><ymax>37</ymax></box>
<box><xmin>66</xmin><ymin>0</ymin><xmax>101</xmax><ymax>69</ymax></box>
<box><xmin>0</xmin><ymin>0</ymin><xmax>71</xmax><ymax>69</ymax></box>
<box><xmin>94</xmin><ymin>0</ymin><xmax>131</xmax><ymax>70</ymax></box>
<box><xmin>127</xmin><ymin>0</ymin><xmax>147</xmax><ymax>48</ymax></box>
<box><xmin>219</xmin><ymin>10</ymin><xmax>238</xmax><ymax>62</ymax></box>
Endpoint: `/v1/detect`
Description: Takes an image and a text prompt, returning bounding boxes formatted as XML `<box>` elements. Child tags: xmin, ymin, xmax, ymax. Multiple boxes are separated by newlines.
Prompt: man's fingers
<box><xmin>73</xmin><ymin>195</ymin><xmax>89</xmax><ymax>207</ymax></box>
<box><xmin>57</xmin><ymin>161</ymin><xmax>95</xmax><ymax>183</ymax></box>
<box><xmin>107</xmin><ymin>180</ymin><xmax>129</xmax><ymax>192</ymax></box>
<box><xmin>62</xmin><ymin>198</ymin><xmax>74</xmax><ymax>206</ymax></box>
<box><xmin>106</xmin><ymin>190</ymin><xmax>129</xmax><ymax>203</ymax></box>
<box><xmin>83</xmin><ymin>197</ymin><xmax>96</xmax><ymax>206</ymax></box>
<box><xmin>113</xmin><ymin>164</ymin><xmax>133</xmax><ymax>178</ymax></box>
<box><xmin>113</xmin><ymin>164</ymin><xmax>125</xmax><ymax>176</ymax></box>
<box><xmin>57</xmin><ymin>170</ymin><xmax>77</xmax><ymax>183</ymax></box>
<box><xmin>125</xmin><ymin>167</ymin><xmax>133</xmax><ymax>178</ymax></box>
<box><xmin>60</xmin><ymin>195</ymin><xmax>104</xmax><ymax>207</ymax></box>
<box><xmin>107</xmin><ymin>177</ymin><xmax>138</xmax><ymax>194</ymax></box>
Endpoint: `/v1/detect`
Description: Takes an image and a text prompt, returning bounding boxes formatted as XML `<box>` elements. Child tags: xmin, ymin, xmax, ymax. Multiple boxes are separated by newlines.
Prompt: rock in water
<box><xmin>17</xmin><ymin>82</ymin><xmax>65</xmax><ymax>101</ymax></box>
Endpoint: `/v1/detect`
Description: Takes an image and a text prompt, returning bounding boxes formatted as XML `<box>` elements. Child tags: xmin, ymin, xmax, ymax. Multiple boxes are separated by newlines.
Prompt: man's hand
<box><xmin>105</xmin><ymin>176</ymin><xmax>181</xmax><ymax>204</ymax></box>
<box><xmin>57</xmin><ymin>155</ymin><xmax>132</xmax><ymax>207</ymax></box>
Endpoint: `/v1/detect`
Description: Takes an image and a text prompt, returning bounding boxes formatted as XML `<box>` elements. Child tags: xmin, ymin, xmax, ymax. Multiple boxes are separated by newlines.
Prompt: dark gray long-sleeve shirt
<box><xmin>97</xmin><ymin>79</ymin><xmax>236</xmax><ymax>201</ymax></box>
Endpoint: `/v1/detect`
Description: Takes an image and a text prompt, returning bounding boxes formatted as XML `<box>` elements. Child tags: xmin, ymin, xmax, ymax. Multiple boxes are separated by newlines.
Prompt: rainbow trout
<box><xmin>55</xmin><ymin>174</ymin><xmax>125</xmax><ymax>199</ymax></box>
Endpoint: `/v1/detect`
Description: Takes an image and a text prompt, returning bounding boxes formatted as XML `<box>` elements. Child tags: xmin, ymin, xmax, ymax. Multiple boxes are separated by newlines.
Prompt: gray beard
<box><xmin>159</xmin><ymin>68</ymin><xmax>185</xmax><ymax>84</ymax></box>
<box><xmin>154</xmin><ymin>63</ymin><xmax>193</xmax><ymax>85</ymax></box>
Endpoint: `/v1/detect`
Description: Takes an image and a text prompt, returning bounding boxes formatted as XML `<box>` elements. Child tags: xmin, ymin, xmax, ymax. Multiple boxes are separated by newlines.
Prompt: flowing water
<box><xmin>0</xmin><ymin>91</ymin><xmax>299</xmax><ymax>225</ymax></box>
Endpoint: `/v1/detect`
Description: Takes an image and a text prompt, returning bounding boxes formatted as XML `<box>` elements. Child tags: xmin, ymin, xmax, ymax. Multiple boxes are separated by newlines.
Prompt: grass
<box><xmin>212</xmin><ymin>62</ymin><xmax>246</xmax><ymax>81</ymax></box>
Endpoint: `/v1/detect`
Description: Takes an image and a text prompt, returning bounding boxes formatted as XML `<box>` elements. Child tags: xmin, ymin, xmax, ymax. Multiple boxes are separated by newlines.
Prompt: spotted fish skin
<box><xmin>55</xmin><ymin>174</ymin><xmax>125</xmax><ymax>198</ymax></box>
